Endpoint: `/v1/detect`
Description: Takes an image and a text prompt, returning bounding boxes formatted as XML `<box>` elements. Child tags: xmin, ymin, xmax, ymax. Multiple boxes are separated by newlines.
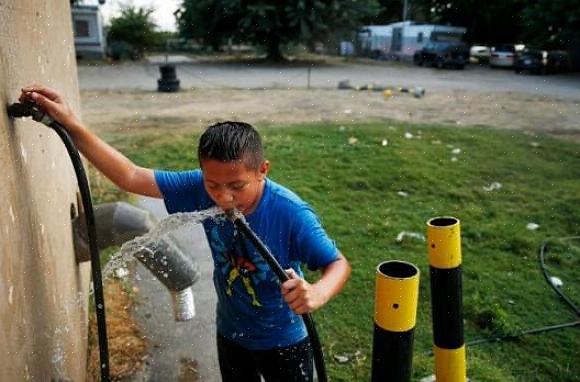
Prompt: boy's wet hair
<box><xmin>198</xmin><ymin>121</ymin><xmax>263</xmax><ymax>170</ymax></box>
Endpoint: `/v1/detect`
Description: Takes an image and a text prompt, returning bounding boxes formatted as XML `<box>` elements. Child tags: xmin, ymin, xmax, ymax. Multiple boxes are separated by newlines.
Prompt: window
<box><xmin>74</xmin><ymin>20</ymin><xmax>90</xmax><ymax>38</ymax></box>
<box><xmin>417</xmin><ymin>32</ymin><xmax>424</xmax><ymax>43</ymax></box>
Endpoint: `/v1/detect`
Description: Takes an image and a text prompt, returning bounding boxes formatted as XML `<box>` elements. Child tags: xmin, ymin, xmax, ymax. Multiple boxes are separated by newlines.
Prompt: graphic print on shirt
<box><xmin>208</xmin><ymin>225</ymin><xmax>274</xmax><ymax>307</ymax></box>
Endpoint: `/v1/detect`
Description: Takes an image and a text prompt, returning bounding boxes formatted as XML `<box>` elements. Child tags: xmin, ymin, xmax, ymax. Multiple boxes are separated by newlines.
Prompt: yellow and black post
<box><xmin>427</xmin><ymin>217</ymin><xmax>467</xmax><ymax>382</ymax></box>
<box><xmin>372</xmin><ymin>260</ymin><xmax>420</xmax><ymax>382</ymax></box>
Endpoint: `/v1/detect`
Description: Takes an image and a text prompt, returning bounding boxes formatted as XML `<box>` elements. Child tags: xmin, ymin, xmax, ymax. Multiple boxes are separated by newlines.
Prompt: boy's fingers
<box><xmin>21</xmin><ymin>84</ymin><xmax>61</xmax><ymax>101</ymax></box>
<box><xmin>284</xmin><ymin>289</ymin><xmax>302</xmax><ymax>305</ymax></box>
<box><xmin>285</xmin><ymin>268</ymin><xmax>299</xmax><ymax>279</ymax></box>
<box><xmin>281</xmin><ymin>278</ymin><xmax>300</xmax><ymax>294</ymax></box>
<box><xmin>290</xmin><ymin>301</ymin><xmax>308</xmax><ymax>315</ymax></box>
<box><xmin>18</xmin><ymin>91</ymin><xmax>28</xmax><ymax>103</ymax></box>
<box><xmin>29</xmin><ymin>92</ymin><xmax>58</xmax><ymax>113</ymax></box>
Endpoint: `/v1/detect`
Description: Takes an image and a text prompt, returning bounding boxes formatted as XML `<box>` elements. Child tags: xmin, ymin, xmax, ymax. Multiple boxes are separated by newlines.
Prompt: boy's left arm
<box><xmin>281</xmin><ymin>253</ymin><xmax>351</xmax><ymax>315</ymax></box>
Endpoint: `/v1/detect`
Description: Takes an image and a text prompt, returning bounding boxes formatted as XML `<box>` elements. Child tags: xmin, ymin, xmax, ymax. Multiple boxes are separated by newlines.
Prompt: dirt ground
<box><xmin>81</xmin><ymin>87</ymin><xmax>580</xmax><ymax>142</ymax></box>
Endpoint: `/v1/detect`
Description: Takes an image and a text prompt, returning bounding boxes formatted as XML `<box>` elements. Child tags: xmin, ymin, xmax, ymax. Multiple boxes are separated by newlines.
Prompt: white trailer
<box><xmin>358</xmin><ymin>21</ymin><xmax>466</xmax><ymax>59</ymax></box>
<box><xmin>72</xmin><ymin>4</ymin><xmax>106</xmax><ymax>59</ymax></box>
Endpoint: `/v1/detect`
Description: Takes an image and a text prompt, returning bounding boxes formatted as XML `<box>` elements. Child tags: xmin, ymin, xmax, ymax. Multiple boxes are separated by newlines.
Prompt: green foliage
<box><xmin>371</xmin><ymin>0</ymin><xmax>430</xmax><ymax>24</ymax></box>
<box><xmin>373</xmin><ymin>0</ymin><xmax>580</xmax><ymax>50</ymax></box>
<box><xmin>177</xmin><ymin>0</ymin><xmax>240</xmax><ymax>52</ymax></box>
<box><xmin>97</xmin><ymin>121</ymin><xmax>580</xmax><ymax>381</ymax></box>
<box><xmin>177</xmin><ymin>0</ymin><xmax>379</xmax><ymax>60</ymax></box>
<box><xmin>107</xmin><ymin>5</ymin><xmax>158</xmax><ymax>59</ymax></box>
<box><xmin>520</xmin><ymin>0</ymin><xmax>580</xmax><ymax>49</ymax></box>
<box><xmin>411</xmin><ymin>0</ymin><xmax>528</xmax><ymax>44</ymax></box>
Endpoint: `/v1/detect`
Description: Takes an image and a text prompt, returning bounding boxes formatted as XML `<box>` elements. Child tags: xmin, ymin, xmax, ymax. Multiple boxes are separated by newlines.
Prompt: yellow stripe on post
<box><xmin>433</xmin><ymin>345</ymin><xmax>467</xmax><ymax>382</ymax></box>
<box><xmin>427</xmin><ymin>217</ymin><xmax>462</xmax><ymax>269</ymax></box>
<box><xmin>372</xmin><ymin>261</ymin><xmax>420</xmax><ymax>382</ymax></box>
<box><xmin>374</xmin><ymin>261</ymin><xmax>420</xmax><ymax>332</ymax></box>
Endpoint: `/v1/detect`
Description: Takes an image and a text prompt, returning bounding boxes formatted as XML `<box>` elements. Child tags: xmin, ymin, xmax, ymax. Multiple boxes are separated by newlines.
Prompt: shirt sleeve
<box><xmin>290</xmin><ymin>205</ymin><xmax>338</xmax><ymax>271</ymax></box>
<box><xmin>154</xmin><ymin>169</ymin><xmax>209</xmax><ymax>213</ymax></box>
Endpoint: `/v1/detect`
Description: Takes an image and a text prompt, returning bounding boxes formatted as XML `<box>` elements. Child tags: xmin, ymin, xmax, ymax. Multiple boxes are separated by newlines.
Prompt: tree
<box><xmin>520</xmin><ymin>0</ymin><xmax>580</xmax><ymax>49</ymax></box>
<box><xmin>411</xmin><ymin>0</ymin><xmax>528</xmax><ymax>45</ymax></box>
<box><xmin>177</xmin><ymin>0</ymin><xmax>241</xmax><ymax>52</ymax></box>
<box><xmin>177</xmin><ymin>0</ymin><xmax>379</xmax><ymax>61</ymax></box>
<box><xmin>367</xmin><ymin>0</ymin><xmax>429</xmax><ymax>24</ymax></box>
<box><xmin>107</xmin><ymin>5</ymin><xmax>158</xmax><ymax>59</ymax></box>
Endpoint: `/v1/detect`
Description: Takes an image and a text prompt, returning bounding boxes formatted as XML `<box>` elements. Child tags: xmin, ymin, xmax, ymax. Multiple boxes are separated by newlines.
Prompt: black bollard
<box><xmin>158</xmin><ymin>64</ymin><xmax>180</xmax><ymax>92</ymax></box>
<box><xmin>427</xmin><ymin>217</ymin><xmax>466</xmax><ymax>382</ymax></box>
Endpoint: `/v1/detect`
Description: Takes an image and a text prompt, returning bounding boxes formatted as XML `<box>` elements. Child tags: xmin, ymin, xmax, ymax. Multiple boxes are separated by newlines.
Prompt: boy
<box><xmin>19</xmin><ymin>85</ymin><xmax>351</xmax><ymax>382</ymax></box>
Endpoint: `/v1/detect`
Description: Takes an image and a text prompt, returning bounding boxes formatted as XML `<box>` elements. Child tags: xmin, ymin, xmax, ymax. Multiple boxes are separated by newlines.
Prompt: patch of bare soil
<box><xmin>81</xmin><ymin>88</ymin><xmax>580</xmax><ymax>142</ymax></box>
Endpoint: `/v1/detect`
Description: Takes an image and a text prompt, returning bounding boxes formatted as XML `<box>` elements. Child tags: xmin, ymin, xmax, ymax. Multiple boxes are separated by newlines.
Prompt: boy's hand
<box><xmin>281</xmin><ymin>269</ymin><xmax>328</xmax><ymax>315</ymax></box>
<box><xmin>19</xmin><ymin>85</ymin><xmax>81</xmax><ymax>132</ymax></box>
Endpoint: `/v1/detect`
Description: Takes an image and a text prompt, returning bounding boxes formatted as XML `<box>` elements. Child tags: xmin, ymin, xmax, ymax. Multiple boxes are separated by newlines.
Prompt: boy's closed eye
<box><xmin>206</xmin><ymin>182</ymin><xmax>249</xmax><ymax>191</ymax></box>
<box><xmin>230</xmin><ymin>182</ymin><xmax>249</xmax><ymax>191</ymax></box>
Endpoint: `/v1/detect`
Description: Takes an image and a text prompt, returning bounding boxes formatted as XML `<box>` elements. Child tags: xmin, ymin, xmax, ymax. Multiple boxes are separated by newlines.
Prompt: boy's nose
<box><xmin>215</xmin><ymin>190</ymin><xmax>234</xmax><ymax>207</ymax></box>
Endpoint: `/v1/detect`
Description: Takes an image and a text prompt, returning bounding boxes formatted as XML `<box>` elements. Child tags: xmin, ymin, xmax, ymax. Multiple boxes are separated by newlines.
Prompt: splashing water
<box><xmin>101</xmin><ymin>207</ymin><xmax>225</xmax><ymax>283</ymax></box>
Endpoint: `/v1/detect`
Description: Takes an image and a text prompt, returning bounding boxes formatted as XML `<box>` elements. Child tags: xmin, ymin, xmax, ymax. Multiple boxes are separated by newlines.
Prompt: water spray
<box><xmin>74</xmin><ymin>202</ymin><xmax>200</xmax><ymax>321</ymax></box>
<box><xmin>225</xmin><ymin>209</ymin><xmax>328</xmax><ymax>382</ymax></box>
<box><xmin>132</xmin><ymin>237</ymin><xmax>199</xmax><ymax>321</ymax></box>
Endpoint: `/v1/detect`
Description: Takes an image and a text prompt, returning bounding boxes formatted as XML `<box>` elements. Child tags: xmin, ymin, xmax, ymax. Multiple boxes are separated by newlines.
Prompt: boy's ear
<box><xmin>258</xmin><ymin>160</ymin><xmax>270</xmax><ymax>180</ymax></box>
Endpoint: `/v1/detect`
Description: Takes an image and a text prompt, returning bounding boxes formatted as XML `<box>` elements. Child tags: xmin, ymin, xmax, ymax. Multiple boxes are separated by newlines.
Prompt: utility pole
<box><xmin>403</xmin><ymin>0</ymin><xmax>408</xmax><ymax>21</ymax></box>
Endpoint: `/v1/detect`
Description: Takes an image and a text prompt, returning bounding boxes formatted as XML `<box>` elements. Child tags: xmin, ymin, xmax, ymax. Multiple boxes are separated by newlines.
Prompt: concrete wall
<box><xmin>0</xmin><ymin>1</ymin><xmax>91</xmax><ymax>381</ymax></box>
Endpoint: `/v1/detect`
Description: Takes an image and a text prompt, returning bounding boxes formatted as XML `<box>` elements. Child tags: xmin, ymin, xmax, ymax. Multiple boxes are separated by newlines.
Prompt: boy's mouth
<box><xmin>221</xmin><ymin>204</ymin><xmax>244</xmax><ymax>213</ymax></box>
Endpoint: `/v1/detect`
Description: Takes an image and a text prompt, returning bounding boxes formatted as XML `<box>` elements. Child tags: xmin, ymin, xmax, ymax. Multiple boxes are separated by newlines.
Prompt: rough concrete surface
<box><xmin>0</xmin><ymin>1</ymin><xmax>90</xmax><ymax>381</ymax></box>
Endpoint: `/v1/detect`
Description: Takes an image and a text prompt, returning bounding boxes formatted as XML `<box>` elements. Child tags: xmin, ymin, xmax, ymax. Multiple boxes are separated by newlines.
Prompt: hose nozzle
<box><xmin>225</xmin><ymin>208</ymin><xmax>245</xmax><ymax>224</ymax></box>
<box><xmin>7</xmin><ymin>102</ymin><xmax>55</xmax><ymax>126</ymax></box>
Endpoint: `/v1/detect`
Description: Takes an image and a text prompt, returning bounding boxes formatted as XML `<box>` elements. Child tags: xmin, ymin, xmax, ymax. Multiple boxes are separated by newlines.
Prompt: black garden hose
<box><xmin>7</xmin><ymin>102</ymin><xmax>110</xmax><ymax>382</ymax></box>
<box><xmin>227</xmin><ymin>210</ymin><xmax>328</xmax><ymax>382</ymax></box>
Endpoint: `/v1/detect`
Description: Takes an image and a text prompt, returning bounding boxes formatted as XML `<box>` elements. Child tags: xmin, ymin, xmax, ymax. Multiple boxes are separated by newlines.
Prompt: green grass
<box><xmin>95</xmin><ymin>121</ymin><xmax>580</xmax><ymax>381</ymax></box>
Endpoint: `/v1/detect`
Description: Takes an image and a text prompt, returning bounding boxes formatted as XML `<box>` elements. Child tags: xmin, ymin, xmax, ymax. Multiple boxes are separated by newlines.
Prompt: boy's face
<box><xmin>201</xmin><ymin>158</ymin><xmax>270</xmax><ymax>215</ymax></box>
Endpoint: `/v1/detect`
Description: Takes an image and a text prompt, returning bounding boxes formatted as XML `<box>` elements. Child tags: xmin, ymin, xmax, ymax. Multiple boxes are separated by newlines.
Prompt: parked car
<box><xmin>413</xmin><ymin>41</ymin><xmax>469</xmax><ymax>69</ymax></box>
<box><xmin>470</xmin><ymin>45</ymin><xmax>491</xmax><ymax>64</ymax></box>
<box><xmin>490</xmin><ymin>44</ymin><xmax>516</xmax><ymax>68</ymax></box>
<box><xmin>515</xmin><ymin>50</ymin><xmax>571</xmax><ymax>74</ymax></box>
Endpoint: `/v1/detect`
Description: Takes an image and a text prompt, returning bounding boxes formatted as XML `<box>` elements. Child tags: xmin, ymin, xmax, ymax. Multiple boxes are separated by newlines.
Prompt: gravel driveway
<box><xmin>78</xmin><ymin>57</ymin><xmax>580</xmax><ymax>100</ymax></box>
<box><xmin>79</xmin><ymin>57</ymin><xmax>580</xmax><ymax>141</ymax></box>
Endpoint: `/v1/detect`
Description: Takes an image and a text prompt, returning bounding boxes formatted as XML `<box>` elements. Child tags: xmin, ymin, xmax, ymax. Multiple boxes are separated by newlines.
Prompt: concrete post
<box><xmin>0</xmin><ymin>1</ymin><xmax>89</xmax><ymax>381</ymax></box>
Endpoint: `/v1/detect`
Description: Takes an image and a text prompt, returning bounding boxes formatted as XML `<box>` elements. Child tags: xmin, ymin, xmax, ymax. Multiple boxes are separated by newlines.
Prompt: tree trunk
<box><xmin>266</xmin><ymin>35</ymin><xmax>284</xmax><ymax>62</ymax></box>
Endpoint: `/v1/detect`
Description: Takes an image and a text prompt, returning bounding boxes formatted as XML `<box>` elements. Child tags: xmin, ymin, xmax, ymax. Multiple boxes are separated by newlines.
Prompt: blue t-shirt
<box><xmin>154</xmin><ymin>169</ymin><xmax>339</xmax><ymax>350</ymax></box>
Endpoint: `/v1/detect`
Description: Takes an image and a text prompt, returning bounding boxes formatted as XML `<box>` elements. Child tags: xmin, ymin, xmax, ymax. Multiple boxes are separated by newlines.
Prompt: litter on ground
<box><xmin>549</xmin><ymin>276</ymin><xmax>563</xmax><ymax>288</ymax></box>
<box><xmin>483</xmin><ymin>182</ymin><xmax>502</xmax><ymax>192</ymax></box>
<box><xmin>396</xmin><ymin>231</ymin><xmax>426</xmax><ymax>243</ymax></box>
<box><xmin>526</xmin><ymin>222</ymin><xmax>540</xmax><ymax>231</ymax></box>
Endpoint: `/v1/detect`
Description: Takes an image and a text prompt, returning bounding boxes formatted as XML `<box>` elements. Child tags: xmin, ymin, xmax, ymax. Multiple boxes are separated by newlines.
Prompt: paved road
<box><xmin>78</xmin><ymin>58</ymin><xmax>580</xmax><ymax>100</ymax></box>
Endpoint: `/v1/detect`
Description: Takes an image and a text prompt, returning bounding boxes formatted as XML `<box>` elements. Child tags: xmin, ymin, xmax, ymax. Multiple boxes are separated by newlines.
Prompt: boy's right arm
<box><xmin>20</xmin><ymin>85</ymin><xmax>162</xmax><ymax>198</ymax></box>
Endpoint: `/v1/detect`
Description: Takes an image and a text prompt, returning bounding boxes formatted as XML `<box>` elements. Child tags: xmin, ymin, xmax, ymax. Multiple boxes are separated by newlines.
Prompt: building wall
<box><xmin>0</xmin><ymin>1</ymin><xmax>91</xmax><ymax>381</ymax></box>
<box><xmin>72</xmin><ymin>5</ymin><xmax>105</xmax><ymax>59</ymax></box>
